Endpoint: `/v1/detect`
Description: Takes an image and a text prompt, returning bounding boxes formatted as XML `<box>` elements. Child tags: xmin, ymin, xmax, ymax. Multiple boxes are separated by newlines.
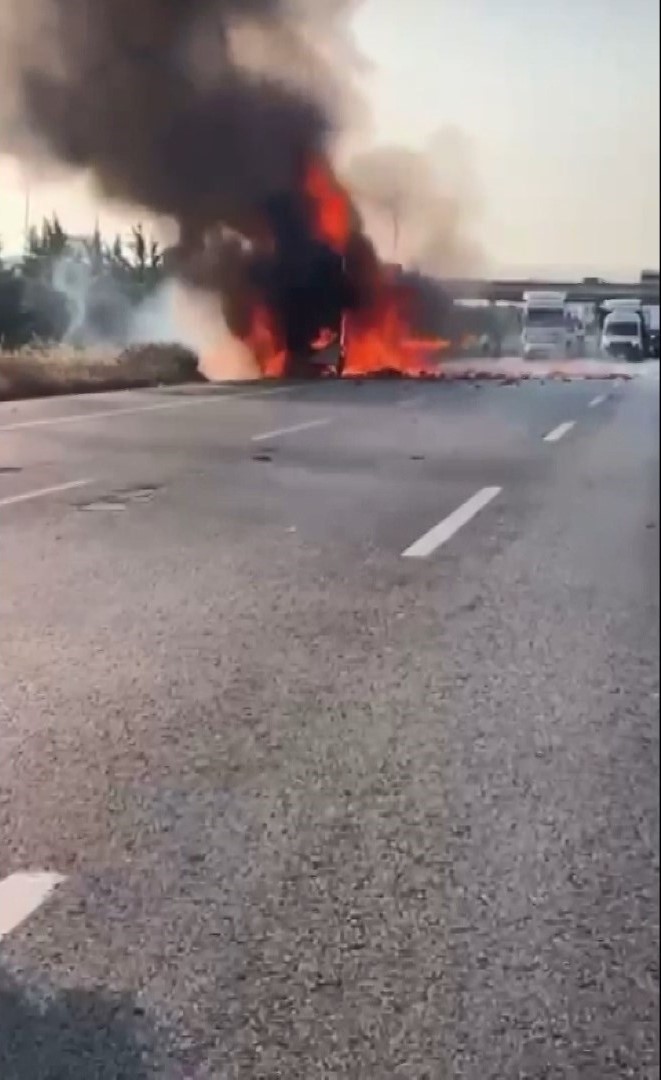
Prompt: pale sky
<box><xmin>1</xmin><ymin>0</ymin><xmax>659</xmax><ymax>278</ymax></box>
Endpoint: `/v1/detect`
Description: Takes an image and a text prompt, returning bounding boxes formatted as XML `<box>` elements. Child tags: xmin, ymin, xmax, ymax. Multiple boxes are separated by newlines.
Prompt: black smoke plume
<box><xmin>0</xmin><ymin>1</ymin><xmax>368</xmax><ymax>364</ymax></box>
<box><xmin>1</xmin><ymin>0</ymin><xmax>455</xmax><ymax>372</ymax></box>
<box><xmin>2</xmin><ymin>1</ymin><xmax>335</xmax><ymax>233</ymax></box>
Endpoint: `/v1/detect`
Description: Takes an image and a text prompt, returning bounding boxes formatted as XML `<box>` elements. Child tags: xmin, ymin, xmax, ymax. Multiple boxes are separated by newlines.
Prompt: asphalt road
<box><xmin>1</xmin><ymin>364</ymin><xmax>659</xmax><ymax>1079</ymax></box>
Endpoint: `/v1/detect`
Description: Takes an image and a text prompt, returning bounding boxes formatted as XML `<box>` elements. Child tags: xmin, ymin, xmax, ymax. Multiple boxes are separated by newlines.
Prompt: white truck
<box><xmin>521</xmin><ymin>290</ymin><xmax>574</xmax><ymax>360</ymax></box>
<box><xmin>599</xmin><ymin>298</ymin><xmax>649</xmax><ymax>362</ymax></box>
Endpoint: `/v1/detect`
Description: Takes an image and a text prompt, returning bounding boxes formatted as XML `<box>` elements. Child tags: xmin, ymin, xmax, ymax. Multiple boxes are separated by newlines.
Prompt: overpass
<box><xmin>444</xmin><ymin>277</ymin><xmax>660</xmax><ymax>305</ymax></box>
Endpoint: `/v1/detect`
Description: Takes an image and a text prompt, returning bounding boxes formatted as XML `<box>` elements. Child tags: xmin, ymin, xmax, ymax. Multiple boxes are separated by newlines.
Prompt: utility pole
<box><xmin>388</xmin><ymin>195</ymin><xmax>403</xmax><ymax>261</ymax></box>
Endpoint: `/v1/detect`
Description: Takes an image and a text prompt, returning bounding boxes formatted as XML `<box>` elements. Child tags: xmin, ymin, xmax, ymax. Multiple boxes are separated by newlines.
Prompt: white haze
<box><xmin>128</xmin><ymin>282</ymin><xmax>261</xmax><ymax>381</ymax></box>
<box><xmin>44</xmin><ymin>255</ymin><xmax>259</xmax><ymax>381</ymax></box>
<box><xmin>51</xmin><ymin>257</ymin><xmax>95</xmax><ymax>344</ymax></box>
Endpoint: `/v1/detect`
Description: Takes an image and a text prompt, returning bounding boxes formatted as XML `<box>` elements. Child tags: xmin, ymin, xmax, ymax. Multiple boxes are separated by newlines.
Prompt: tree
<box><xmin>0</xmin><ymin>257</ymin><xmax>32</xmax><ymax>348</ymax></box>
<box><xmin>111</xmin><ymin>234</ymin><xmax>126</xmax><ymax>264</ymax></box>
<box><xmin>128</xmin><ymin>223</ymin><xmax>162</xmax><ymax>289</ymax></box>
<box><xmin>129</xmin><ymin>223</ymin><xmax>161</xmax><ymax>271</ymax></box>
<box><xmin>22</xmin><ymin>213</ymin><xmax>70</xmax><ymax>279</ymax></box>
<box><xmin>1</xmin><ymin>216</ymin><xmax>167</xmax><ymax>349</ymax></box>
<box><xmin>28</xmin><ymin>213</ymin><xmax>69</xmax><ymax>258</ymax></box>
<box><xmin>130</xmin><ymin>223</ymin><xmax>147</xmax><ymax>278</ymax></box>
<box><xmin>104</xmin><ymin>234</ymin><xmax>130</xmax><ymax>283</ymax></box>
<box><xmin>83</xmin><ymin>226</ymin><xmax>105</xmax><ymax>275</ymax></box>
<box><xmin>149</xmin><ymin>237</ymin><xmax>162</xmax><ymax>272</ymax></box>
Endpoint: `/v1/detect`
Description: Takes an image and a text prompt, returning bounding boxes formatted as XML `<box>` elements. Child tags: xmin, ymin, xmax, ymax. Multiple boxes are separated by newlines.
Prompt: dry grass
<box><xmin>0</xmin><ymin>343</ymin><xmax>201</xmax><ymax>401</ymax></box>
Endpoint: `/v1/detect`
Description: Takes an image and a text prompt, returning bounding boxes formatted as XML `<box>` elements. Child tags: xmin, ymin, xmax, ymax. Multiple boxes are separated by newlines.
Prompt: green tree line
<box><xmin>0</xmin><ymin>214</ymin><xmax>165</xmax><ymax>348</ymax></box>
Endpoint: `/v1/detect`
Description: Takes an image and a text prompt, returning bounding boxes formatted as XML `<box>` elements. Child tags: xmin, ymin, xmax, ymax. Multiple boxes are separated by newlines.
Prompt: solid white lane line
<box><xmin>0</xmin><ymin>477</ymin><xmax>94</xmax><ymax>505</ymax></box>
<box><xmin>0</xmin><ymin>872</ymin><xmax>66</xmax><ymax>940</ymax></box>
<box><xmin>0</xmin><ymin>387</ymin><xmax>159</xmax><ymax>409</ymax></box>
<box><xmin>543</xmin><ymin>420</ymin><xmax>576</xmax><ymax>443</ymax></box>
<box><xmin>588</xmin><ymin>394</ymin><xmax>607</xmax><ymax>408</ymax></box>
<box><xmin>251</xmin><ymin>417</ymin><xmax>331</xmax><ymax>442</ymax></box>
<box><xmin>402</xmin><ymin>486</ymin><xmax>502</xmax><ymax>559</ymax></box>
<box><xmin>0</xmin><ymin>385</ymin><xmax>292</xmax><ymax>433</ymax></box>
<box><xmin>0</xmin><ymin>478</ymin><xmax>93</xmax><ymax>508</ymax></box>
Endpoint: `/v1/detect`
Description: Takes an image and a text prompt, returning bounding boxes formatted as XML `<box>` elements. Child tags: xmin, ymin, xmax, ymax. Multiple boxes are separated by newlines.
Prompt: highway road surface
<box><xmin>1</xmin><ymin>364</ymin><xmax>659</xmax><ymax>1078</ymax></box>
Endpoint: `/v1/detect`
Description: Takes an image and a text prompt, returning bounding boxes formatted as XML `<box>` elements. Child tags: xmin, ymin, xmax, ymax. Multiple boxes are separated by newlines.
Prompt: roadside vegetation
<box><xmin>0</xmin><ymin>216</ymin><xmax>197</xmax><ymax>400</ymax></box>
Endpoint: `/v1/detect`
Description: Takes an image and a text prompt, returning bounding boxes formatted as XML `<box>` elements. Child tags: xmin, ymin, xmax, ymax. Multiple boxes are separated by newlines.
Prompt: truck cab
<box><xmin>599</xmin><ymin>298</ymin><xmax>648</xmax><ymax>362</ymax></box>
<box><xmin>600</xmin><ymin>309</ymin><xmax>645</xmax><ymax>361</ymax></box>
<box><xmin>521</xmin><ymin>290</ymin><xmax>572</xmax><ymax>360</ymax></box>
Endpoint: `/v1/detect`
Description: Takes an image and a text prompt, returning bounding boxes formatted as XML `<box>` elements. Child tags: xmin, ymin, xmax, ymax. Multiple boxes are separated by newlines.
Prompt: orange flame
<box><xmin>246</xmin><ymin>305</ymin><xmax>287</xmax><ymax>378</ymax></box>
<box><xmin>311</xmin><ymin>328</ymin><xmax>338</xmax><ymax>351</ymax></box>
<box><xmin>236</xmin><ymin>157</ymin><xmax>453</xmax><ymax>379</ymax></box>
<box><xmin>343</xmin><ymin>320</ymin><xmax>448</xmax><ymax>376</ymax></box>
<box><xmin>303</xmin><ymin>158</ymin><xmax>352</xmax><ymax>253</ymax></box>
<box><xmin>343</xmin><ymin>278</ymin><xmax>450</xmax><ymax>377</ymax></box>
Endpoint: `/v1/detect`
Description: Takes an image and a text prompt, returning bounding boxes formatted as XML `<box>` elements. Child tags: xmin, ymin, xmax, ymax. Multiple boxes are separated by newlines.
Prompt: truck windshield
<box><xmin>525</xmin><ymin>309</ymin><xmax>565</xmax><ymax>327</ymax></box>
<box><xmin>607</xmin><ymin>321</ymin><xmax>639</xmax><ymax>337</ymax></box>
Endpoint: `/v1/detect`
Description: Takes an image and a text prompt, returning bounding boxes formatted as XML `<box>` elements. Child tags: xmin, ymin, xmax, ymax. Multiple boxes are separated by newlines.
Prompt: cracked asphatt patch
<box><xmin>78</xmin><ymin>485</ymin><xmax>161</xmax><ymax>511</ymax></box>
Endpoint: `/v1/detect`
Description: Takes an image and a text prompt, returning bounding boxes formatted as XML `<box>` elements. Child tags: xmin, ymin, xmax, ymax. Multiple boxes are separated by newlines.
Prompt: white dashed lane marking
<box><xmin>543</xmin><ymin>421</ymin><xmax>576</xmax><ymax>443</ymax></box>
<box><xmin>0</xmin><ymin>872</ymin><xmax>66</xmax><ymax>940</ymax></box>
<box><xmin>402</xmin><ymin>486</ymin><xmax>502</xmax><ymax>559</ymax></box>
<box><xmin>251</xmin><ymin>418</ymin><xmax>331</xmax><ymax>442</ymax></box>
<box><xmin>588</xmin><ymin>394</ymin><xmax>608</xmax><ymax>408</ymax></box>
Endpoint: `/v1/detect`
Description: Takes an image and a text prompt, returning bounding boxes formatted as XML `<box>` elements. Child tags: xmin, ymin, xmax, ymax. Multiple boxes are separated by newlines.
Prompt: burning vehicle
<box><xmin>168</xmin><ymin>158</ymin><xmax>453</xmax><ymax>379</ymax></box>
